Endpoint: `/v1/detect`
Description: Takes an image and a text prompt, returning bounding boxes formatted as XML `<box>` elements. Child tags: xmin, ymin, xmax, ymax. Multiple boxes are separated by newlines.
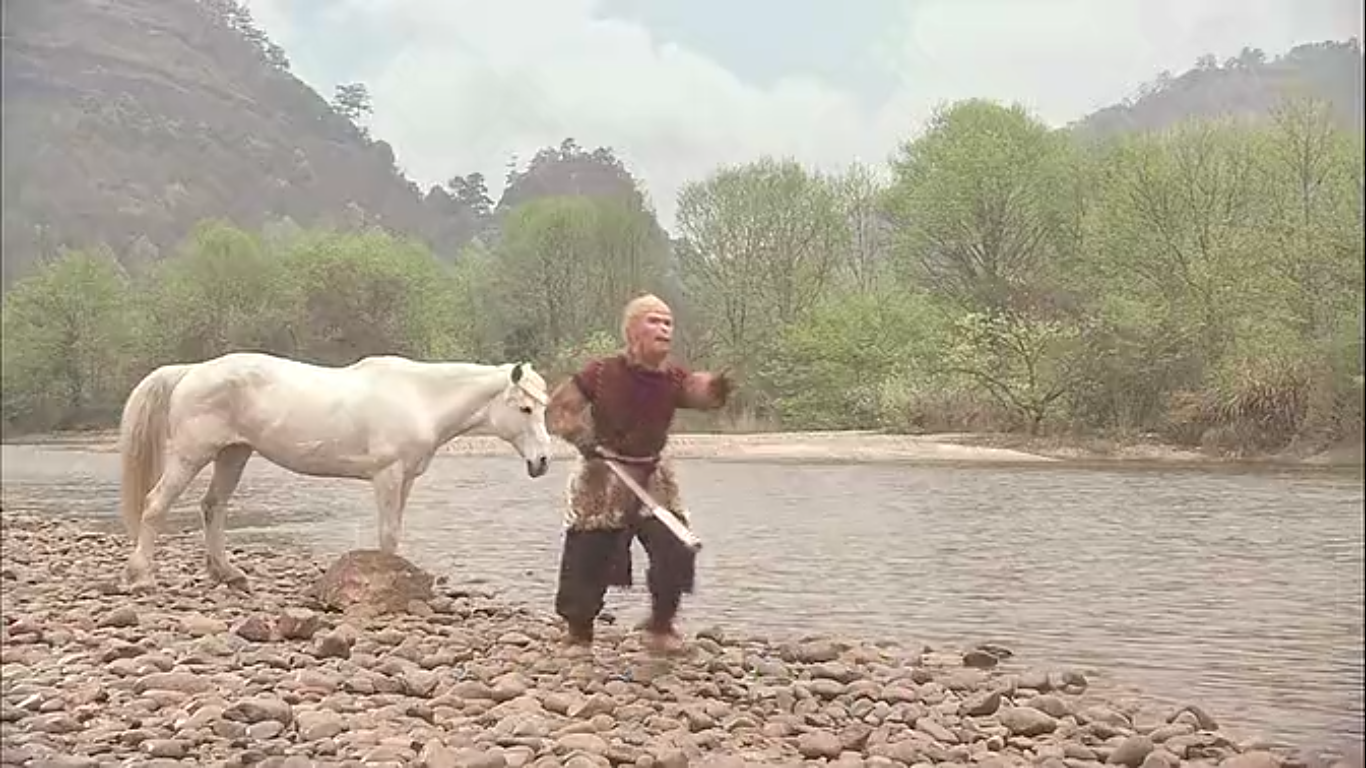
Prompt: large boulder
<box><xmin>311</xmin><ymin>550</ymin><xmax>435</xmax><ymax>615</ymax></box>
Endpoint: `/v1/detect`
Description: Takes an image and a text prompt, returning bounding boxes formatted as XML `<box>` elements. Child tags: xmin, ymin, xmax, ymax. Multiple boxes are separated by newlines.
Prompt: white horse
<box><xmin>118</xmin><ymin>351</ymin><xmax>553</xmax><ymax>592</ymax></box>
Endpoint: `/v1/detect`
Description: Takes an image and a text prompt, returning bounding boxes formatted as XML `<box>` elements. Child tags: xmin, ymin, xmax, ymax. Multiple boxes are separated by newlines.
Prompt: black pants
<box><xmin>555</xmin><ymin>515</ymin><xmax>696</xmax><ymax>634</ymax></box>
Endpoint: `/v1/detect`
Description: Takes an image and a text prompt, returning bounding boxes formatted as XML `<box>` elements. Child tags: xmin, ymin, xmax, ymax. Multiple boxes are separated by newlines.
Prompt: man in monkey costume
<box><xmin>545</xmin><ymin>293</ymin><xmax>732</xmax><ymax>653</ymax></box>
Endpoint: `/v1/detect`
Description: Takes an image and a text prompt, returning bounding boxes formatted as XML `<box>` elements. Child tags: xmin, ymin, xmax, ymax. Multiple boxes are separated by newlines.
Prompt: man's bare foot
<box><xmin>563</xmin><ymin>623</ymin><xmax>594</xmax><ymax>649</ymax></box>
<box><xmin>643</xmin><ymin>627</ymin><xmax>685</xmax><ymax>656</ymax></box>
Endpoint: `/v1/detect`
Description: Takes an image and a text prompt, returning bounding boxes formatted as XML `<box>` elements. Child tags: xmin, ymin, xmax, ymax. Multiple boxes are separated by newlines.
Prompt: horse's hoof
<box><xmin>127</xmin><ymin>578</ymin><xmax>156</xmax><ymax>595</ymax></box>
<box><xmin>211</xmin><ymin>568</ymin><xmax>252</xmax><ymax>594</ymax></box>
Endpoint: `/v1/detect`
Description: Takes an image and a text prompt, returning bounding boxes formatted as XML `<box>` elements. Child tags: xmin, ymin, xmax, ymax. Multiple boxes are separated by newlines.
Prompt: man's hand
<box><xmin>707</xmin><ymin>368</ymin><xmax>733</xmax><ymax>405</ymax></box>
<box><xmin>680</xmin><ymin>369</ymin><xmax>733</xmax><ymax>411</ymax></box>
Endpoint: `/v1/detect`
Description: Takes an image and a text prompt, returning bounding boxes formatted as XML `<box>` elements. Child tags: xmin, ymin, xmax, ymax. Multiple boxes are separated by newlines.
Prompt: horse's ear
<box><xmin>510</xmin><ymin>362</ymin><xmax>525</xmax><ymax>384</ymax></box>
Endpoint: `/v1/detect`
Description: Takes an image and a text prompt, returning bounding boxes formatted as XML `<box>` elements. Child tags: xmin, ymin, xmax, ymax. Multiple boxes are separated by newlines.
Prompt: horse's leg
<box><xmin>397</xmin><ymin>473</ymin><xmax>416</xmax><ymax>540</ymax></box>
<box><xmin>201</xmin><ymin>444</ymin><xmax>253</xmax><ymax>592</ymax></box>
<box><xmin>127</xmin><ymin>452</ymin><xmax>212</xmax><ymax>592</ymax></box>
<box><xmin>372</xmin><ymin>465</ymin><xmax>409</xmax><ymax>555</ymax></box>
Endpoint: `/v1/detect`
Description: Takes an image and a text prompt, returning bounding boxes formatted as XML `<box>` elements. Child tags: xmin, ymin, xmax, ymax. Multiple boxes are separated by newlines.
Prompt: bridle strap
<box><xmin>519</xmin><ymin>381</ymin><xmax>549</xmax><ymax>406</ymax></box>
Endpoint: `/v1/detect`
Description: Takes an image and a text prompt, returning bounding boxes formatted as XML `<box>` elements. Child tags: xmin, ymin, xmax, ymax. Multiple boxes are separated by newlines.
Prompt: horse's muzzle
<box><xmin>527</xmin><ymin>456</ymin><xmax>549</xmax><ymax>478</ymax></box>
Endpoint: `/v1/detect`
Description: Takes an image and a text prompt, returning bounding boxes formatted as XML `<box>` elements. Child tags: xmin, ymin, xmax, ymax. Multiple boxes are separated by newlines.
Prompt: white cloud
<box><xmin>244</xmin><ymin>0</ymin><xmax>905</xmax><ymax>229</ymax></box>
<box><xmin>244</xmin><ymin>0</ymin><xmax>1361</xmax><ymax>232</ymax></box>
<box><xmin>888</xmin><ymin>0</ymin><xmax>1362</xmax><ymax>123</ymax></box>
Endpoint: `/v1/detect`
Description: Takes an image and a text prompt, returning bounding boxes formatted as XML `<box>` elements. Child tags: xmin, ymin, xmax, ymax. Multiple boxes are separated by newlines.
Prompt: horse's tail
<box><xmin>119</xmin><ymin>364</ymin><xmax>191</xmax><ymax>541</ymax></box>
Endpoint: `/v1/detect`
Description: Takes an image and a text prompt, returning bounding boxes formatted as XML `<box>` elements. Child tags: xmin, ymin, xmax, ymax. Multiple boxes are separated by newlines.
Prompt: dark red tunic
<box><xmin>572</xmin><ymin>353</ymin><xmax>690</xmax><ymax>459</ymax></box>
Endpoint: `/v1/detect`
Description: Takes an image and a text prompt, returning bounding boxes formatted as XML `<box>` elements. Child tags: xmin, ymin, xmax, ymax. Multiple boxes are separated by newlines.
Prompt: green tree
<box><xmin>279</xmin><ymin>227</ymin><xmax>466</xmax><ymax>364</ymax></box>
<box><xmin>675</xmin><ymin>157</ymin><xmax>849</xmax><ymax>376</ymax></box>
<box><xmin>946</xmin><ymin>310</ymin><xmax>1086</xmax><ymax>433</ymax></box>
<box><xmin>1</xmin><ymin>248</ymin><xmax>133</xmax><ymax>431</ymax></box>
<box><xmin>498</xmin><ymin>139</ymin><xmax>650</xmax><ymax>214</ymax></box>
<box><xmin>494</xmin><ymin>197</ymin><xmax>602</xmax><ymax>357</ymax></box>
<box><xmin>1088</xmin><ymin>118</ymin><xmax>1262</xmax><ymax>360</ymax></box>
<box><xmin>550</xmin><ymin>330</ymin><xmax>621</xmax><ymax>379</ymax></box>
<box><xmin>884</xmin><ymin>99</ymin><xmax>1073</xmax><ymax>312</ymax></box>
<box><xmin>763</xmin><ymin>287</ymin><xmax>948</xmax><ymax>429</ymax></box>
<box><xmin>492</xmin><ymin>195</ymin><xmax>668</xmax><ymax>360</ymax></box>
<box><xmin>585</xmin><ymin>197</ymin><xmax>671</xmax><ymax>319</ymax></box>
<box><xmin>136</xmin><ymin>220</ymin><xmax>295</xmax><ymax>365</ymax></box>
<box><xmin>447</xmin><ymin>172</ymin><xmax>493</xmax><ymax>218</ymax></box>
<box><xmin>833</xmin><ymin>162</ymin><xmax>893</xmax><ymax>292</ymax></box>
<box><xmin>446</xmin><ymin>240</ymin><xmax>507</xmax><ymax>359</ymax></box>
<box><xmin>881</xmin><ymin>99</ymin><xmax>1089</xmax><ymax>432</ymax></box>
<box><xmin>332</xmin><ymin>83</ymin><xmax>373</xmax><ymax>136</ymax></box>
<box><xmin>202</xmin><ymin>0</ymin><xmax>289</xmax><ymax>71</ymax></box>
<box><xmin>1258</xmin><ymin>96</ymin><xmax>1364</xmax><ymax>342</ymax></box>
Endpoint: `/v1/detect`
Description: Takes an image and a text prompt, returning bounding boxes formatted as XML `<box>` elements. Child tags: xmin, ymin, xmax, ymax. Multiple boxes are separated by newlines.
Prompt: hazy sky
<box><xmin>244</xmin><ymin>0</ymin><xmax>1361</xmax><ymax>231</ymax></box>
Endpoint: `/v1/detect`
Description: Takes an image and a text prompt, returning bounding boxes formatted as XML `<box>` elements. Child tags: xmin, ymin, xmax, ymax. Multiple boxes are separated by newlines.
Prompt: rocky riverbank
<box><xmin>0</xmin><ymin>510</ymin><xmax>1352</xmax><ymax>768</ymax></box>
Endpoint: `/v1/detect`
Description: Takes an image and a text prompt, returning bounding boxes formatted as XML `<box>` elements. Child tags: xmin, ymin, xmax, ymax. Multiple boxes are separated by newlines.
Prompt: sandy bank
<box><xmin>444</xmin><ymin>432</ymin><xmax>1059</xmax><ymax>464</ymax></box>
<box><xmin>0</xmin><ymin>508</ymin><xmax>1346</xmax><ymax>767</ymax></box>
<box><xmin>6</xmin><ymin>428</ymin><xmax>1362</xmax><ymax>468</ymax></box>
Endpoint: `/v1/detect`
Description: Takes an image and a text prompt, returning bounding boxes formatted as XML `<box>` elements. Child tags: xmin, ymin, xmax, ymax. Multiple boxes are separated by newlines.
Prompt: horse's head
<box><xmin>486</xmin><ymin>362</ymin><xmax>552</xmax><ymax>478</ymax></box>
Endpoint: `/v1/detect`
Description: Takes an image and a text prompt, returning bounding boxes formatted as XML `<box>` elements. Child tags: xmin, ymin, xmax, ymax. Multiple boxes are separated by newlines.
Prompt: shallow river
<box><xmin>1</xmin><ymin>443</ymin><xmax>1362</xmax><ymax>751</ymax></box>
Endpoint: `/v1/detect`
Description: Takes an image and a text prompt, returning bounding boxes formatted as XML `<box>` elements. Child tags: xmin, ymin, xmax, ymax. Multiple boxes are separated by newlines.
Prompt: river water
<box><xmin>1</xmin><ymin>443</ymin><xmax>1362</xmax><ymax>751</ymax></box>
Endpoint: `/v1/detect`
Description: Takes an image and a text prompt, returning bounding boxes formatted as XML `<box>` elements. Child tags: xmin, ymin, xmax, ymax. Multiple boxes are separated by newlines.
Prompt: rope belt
<box><xmin>595</xmin><ymin>446</ymin><xmax>660</xmax><ymax>467</ymax></box>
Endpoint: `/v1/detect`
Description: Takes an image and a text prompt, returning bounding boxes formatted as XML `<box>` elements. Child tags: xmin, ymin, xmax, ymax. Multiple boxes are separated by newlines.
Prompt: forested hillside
<box><xmin>1072</xmin><ymin>40</ymin><xmax>1363</xmax><ymax>136</ymax></box>
<box><xmin>0</xmin><ymin>0</ymin><xmax>664</xmax><ymax>287</ymax></box>
<box><xmin>2</xmin><ymin>2</ymin><xmax>1361</xmax><ymax>458</ymax></box>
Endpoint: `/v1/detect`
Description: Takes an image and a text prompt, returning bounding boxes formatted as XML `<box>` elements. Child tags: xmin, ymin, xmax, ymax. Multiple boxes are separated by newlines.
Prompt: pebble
<box><xmin>1001</xmin><ymin>705</ymin><xmax>1058</xmax><ymax>736</ymax></box>
<box><xmin>1111</xmin><ymin>735</ymin><xmax>1157</xmax><ymax>767</ymax></box>
<box><xmin>0</xmin><ymin>510</ymin><xmax>1325</xmax><ymax>767</ymax></box>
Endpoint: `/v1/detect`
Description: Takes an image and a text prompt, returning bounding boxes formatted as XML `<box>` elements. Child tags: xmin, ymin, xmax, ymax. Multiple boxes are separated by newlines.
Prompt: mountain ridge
<box><xmin>2</xmin><ymin>0</ymin><xmax>1361</xmax><ymax>285</ymax></box>
<box><xmin>1068</xmin><ymin>39</ymin><xmax>1363</xmax><ymax>136</ymax></box>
